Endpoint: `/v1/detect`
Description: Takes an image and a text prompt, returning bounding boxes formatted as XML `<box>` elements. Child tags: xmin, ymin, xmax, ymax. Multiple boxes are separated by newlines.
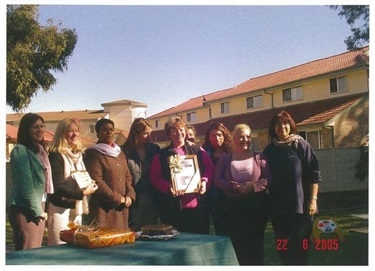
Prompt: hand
<box><xmin>83</xmin><ymin>181</ymin><xmax>98</xmax><ymax>196</ymax></box>
<box><xmin>308</xmin><ymin>198</ymin><xmax>318</xmax><ymax>216</ymax></box>
<box><xmin>170</xmin><ymin>185</ymin><xmax>184</xmax><ymax>197</ymax></box>
<box><xmin>199</xmin><ymin>181</ymin><xmax>206</xmax><ymax>195</ymax></box>
<box><xmin>36</xmin><ymin>212</ymin><xmax>48</xmax><ymax>224</ymax></box>
<box><xmin>125</xmin><ymin>196</ymin><xmax>132</xmax><ymax>207</ymax></box>
<box><xmin>237</xmin><ymin>182</ymin><xmax>254</xmax><ymax>194</ymax></box>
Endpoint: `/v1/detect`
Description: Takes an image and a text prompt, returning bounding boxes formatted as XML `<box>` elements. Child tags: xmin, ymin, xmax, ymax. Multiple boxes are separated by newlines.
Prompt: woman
<box><xmin>84</xmin><ymin>118</ymin><xmax>135</xmax><ymax>230</ymax></box>
<box><xmin>263</xmin><ymin>110</ymin><xmax>321</xmax><ymax>265</ymax></box>
<box><xmin>214</xmin><ymin>124</ymin><xmax>271</xmax><ymax>265</ymax></box>
<box><xmin>149</xmin><ymin>116</ymin><xmax>215</xmax><ymax>234</ymax></box>
<box><xmin>185</xmin><ymin>124</ymin><xmax>196</xmax><ymax>143</ymax></box>
<box><xmin>47</xmin><ymin>118</ymin><xmax>98</xmax><ymax>245</ymax></box>
<box><xmin>122</xmin><ymin>118</ymin><xmax>161</xmax><ymax>231</ymax></box>
<box><xmin>8</xmin><ymin>113</ymin><xmax>50</xmax><ymax>250</ymax></box>
<box><xmin>201</xmin><ymin>122</ymin><xmax>232</xmax><ymax>236</ymax></box>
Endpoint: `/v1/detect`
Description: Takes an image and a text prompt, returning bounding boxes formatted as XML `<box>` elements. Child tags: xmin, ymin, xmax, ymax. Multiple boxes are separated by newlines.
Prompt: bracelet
<box><xmin>310</xmin><ymin>196</ymin><xmax>318</xmax><ymax>200</ymax></box>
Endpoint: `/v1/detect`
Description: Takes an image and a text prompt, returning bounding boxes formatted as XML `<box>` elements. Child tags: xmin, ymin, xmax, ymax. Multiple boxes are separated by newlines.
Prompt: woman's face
<box><xmin>97</xmin><ymin>123</ymin><xmax>115</xmax><ymax>145</ymax></box>
<box><xmin>29</xmin><ymin>119</ymin><xmax>45</xmax><ymax>144</ymax></box>
<box><xmin>137</xmin><ymin>126</ymin><xmax>152</xmax><ymax>144</ymax></box>
<box><xmin>169</xmin><ymin>126</ymin><xmax>186</xmax><ymax>147</ymax></box>
<box><xmin>65</xmin><ymin>122</ymin><xmax>79</xmax><ymax>148</ymax></box>
<box><xmin>186</xmin><ymin>128</ymin><xmax>195</xmax><ymax>143</ymax></box>
<box><xmin>274</xmin><ymin>121</ymin><xmax>291</xmax><ymax>141</ymax></box>
<box><xmin>233</xmin><ymin>128</ymin><xmax>251</xmax><ymax>152</ymax></box>
<box><xmin>209</xmin><ymin>129</ymin><xmax>224</xmax><ymax>148</ymax></box>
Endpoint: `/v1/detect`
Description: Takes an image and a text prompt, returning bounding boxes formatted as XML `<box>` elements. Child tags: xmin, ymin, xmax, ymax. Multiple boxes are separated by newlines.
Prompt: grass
<box><xmin>6</xmin><ymin>207</ymin><xmax>368</xmax><ymax>265</ymax></box>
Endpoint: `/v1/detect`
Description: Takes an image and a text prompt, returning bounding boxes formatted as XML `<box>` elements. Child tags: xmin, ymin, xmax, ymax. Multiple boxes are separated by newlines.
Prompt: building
<box><xmin>147</xmin><ymin>47</ymin><xmax>369</xmax><ymax>151</ymax></box>
<box><xmin>6</xmin><ymin>99</ymin><xmax>148</xmax><ymax>158</ymax></box>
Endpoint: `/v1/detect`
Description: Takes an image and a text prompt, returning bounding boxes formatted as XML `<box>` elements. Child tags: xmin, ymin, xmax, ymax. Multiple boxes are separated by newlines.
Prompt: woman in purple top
<box><xmin>150</xmin><ymin>116</ymin><xmax>215</xmax><ymax>234</ymax></box>
<box><xmin>263</xmin><ymin>110</ymin><xmax>321</xmax><ymax>265</ymax></box>
<box><xmin>214</xmin><ymin>124</ymin><xmax>272</xmax><ymax>265</ymax></box>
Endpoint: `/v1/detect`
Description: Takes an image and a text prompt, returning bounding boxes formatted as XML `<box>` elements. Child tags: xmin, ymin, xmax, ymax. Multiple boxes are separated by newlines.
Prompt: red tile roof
<box><xmin>150</xmin><ymin>94</ymin><xmax>366</xmax><ymax>142</ymax></box>
<box><xmin>6</xmin><ymin>124</ymin><xmax>54</xmax><ymax>142</ymax></box>
<box><xmin>149</xmin><ymin>47</ymin><xmax>369</xmax><ymax>119</ymax></box>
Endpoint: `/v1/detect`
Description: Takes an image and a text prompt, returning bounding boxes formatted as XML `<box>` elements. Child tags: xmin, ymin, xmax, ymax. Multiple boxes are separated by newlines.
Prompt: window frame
<box><xmin>282</xmin><ymin>86</ymin><xmax>303</xmax><ymax>102</ymax></box>
<box><xmin>220</xmin><ymin>102</ymin><xmax>230</xmax><ymax>114</ymax></box>
<box><xmin>186</xmin><ymin>112</ymin><xmax>197</xmax><ymax>122</ymax></box>
<box><xmin>246</xmin><ymin>95</ymin><xmax>263</xmax><ymax>109</ymax></box>
<box><xmin>329</xmin><ymin>76</ymin><xmax>347</xmax><ymax>94</ymax></box>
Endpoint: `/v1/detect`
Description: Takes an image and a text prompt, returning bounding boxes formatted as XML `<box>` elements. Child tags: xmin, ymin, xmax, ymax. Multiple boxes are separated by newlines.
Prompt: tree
<box><xmin>329</xmin><ymin>5</ymin><xmax>369</xmax><ymax>50</ymax></box>
<box><xmin>7</xmin><ymin>5</ymin><xmax>78</xmax><ymax>112</ymax></box>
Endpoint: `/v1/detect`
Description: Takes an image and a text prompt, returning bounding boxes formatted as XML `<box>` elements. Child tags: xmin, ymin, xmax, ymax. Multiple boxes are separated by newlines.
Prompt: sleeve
<box><xmin>300</xmin><ymin>140</ymin><xmax>322</xmax><ymax>184</ymax></box>
<box><xmin>123</xmin><ymin>156</ymin><xmax>136</xmax><ymax>201</ymax></box>
<box><xmin>213</xmin><ymin>154</ymin><xmax>234</xmax><ymax>195</ymax></box>
<box><xmin>252</xmin><ymin>153</ymin><xmax>272</xmax><ymax>192</ymax></box>
<box><xmin>149</xmin><ymin>154</ymin><xmax>171</xmax><ymax>194</ymax></box>
<box><xmin>10</xmin><ymin>145</ymin><xmax>44</xmax><ymax>217</ymax></box>
<box><xmin>84</xmin><ymin>149</ymin><xmax>123</xmax><ymax>208</ymax></box>
<box><xmin>200</xmin><ymin>147</ymin><xmax>215</xmax><ymax>190</ymax></box>
<box><xmin>49</xmin><ymin>152</ymin><xmax>83</xmax><ymax>200</ymax></box>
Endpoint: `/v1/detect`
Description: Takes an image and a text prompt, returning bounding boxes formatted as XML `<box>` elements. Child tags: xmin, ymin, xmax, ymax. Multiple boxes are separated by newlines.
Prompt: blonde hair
<box><xmin>232</xmin><ymin>123</ymin><xmax>251</xmax><ymax>138</ymax></box>
<box><xmin>49</xmin><ymin>118</ymin><xmax>85</xmax><ymax>153</ymax></box>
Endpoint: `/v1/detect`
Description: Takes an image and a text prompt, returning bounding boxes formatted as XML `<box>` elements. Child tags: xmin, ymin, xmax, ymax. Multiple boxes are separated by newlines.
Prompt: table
<box><xmin>6</xmin><ymin>232</ymin><xmax>239</xmax><ymax>265</ymax></box>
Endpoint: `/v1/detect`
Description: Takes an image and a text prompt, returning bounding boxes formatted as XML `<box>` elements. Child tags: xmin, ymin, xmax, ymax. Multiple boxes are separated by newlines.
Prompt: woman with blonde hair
<box><xmin>47</xmin><ymin>118</ymin><xmax>97</xmax><ymax>246</ymax></box>
<box><xmin>214</xmin><ymin>123</ymin><xmax>271</xmax><ymax>265</ymax></box>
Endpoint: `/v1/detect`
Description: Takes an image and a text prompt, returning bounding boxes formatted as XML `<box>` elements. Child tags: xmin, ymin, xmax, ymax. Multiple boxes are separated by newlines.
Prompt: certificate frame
<box><xmin>169</xmin><ymin>155</ymin><xmax>201</xmax><ymax>194</ymax></box>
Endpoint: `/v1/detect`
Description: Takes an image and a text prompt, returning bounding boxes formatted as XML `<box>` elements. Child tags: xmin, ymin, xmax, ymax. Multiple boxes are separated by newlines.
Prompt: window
<box><xmin>282</xmin><ymin>86</ymin><xmax>303</xmax><ymax>102</ymax></box>
<box><xmin>247</xmin><ymin>95</ymin><xmax>263</xmax><ymax>109</ymax></box>
<box><xmin>221</xmin><ymin>102</ymin><xmax>230</xmax><ymax>114</ymax></box>
<box><xmin>298</xmin><ymin>130</ymin><xmax>321</xmax><ymax>149</ymax></box>
<box><xmin>187</xmin><ymin>112</ymin><xmax>197</xmax><ymax>122</ymax></box>
<box><xmin>89</xmin><ymin>125</ymin><xmax>95</xmax><ymax>134</ymax></box>
<box><xmin>155</xmin><ymin>120</ymin><xmax>160</xmax><ymax>128</ymax></box>
<box><xmin>330</xmin><ymin>76</ymin><xmax>347</xmax><ymax>93</ymax></box>
<box><xmin>208</xmin><ymin>108</ymin><xmax>212</xmax><ymax>119</ymax></box>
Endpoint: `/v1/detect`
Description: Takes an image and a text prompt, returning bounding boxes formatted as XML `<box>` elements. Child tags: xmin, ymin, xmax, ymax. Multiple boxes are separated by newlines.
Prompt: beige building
<box><xmin>147</xmin><ymin>47</ymin><xmax>369</xmax><ymax>151</ymax></box>
<box><xmin>6</xmin><ymin>99</ymin><xmax>148</xmax><ymax>158</ymax></box>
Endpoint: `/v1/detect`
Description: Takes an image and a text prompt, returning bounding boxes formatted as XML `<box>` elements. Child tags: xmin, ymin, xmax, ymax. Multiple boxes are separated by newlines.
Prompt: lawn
<box><xmin>6</xmin><ymin>207</ymin><xmax>368</xmax><ymax>265</ymax></box>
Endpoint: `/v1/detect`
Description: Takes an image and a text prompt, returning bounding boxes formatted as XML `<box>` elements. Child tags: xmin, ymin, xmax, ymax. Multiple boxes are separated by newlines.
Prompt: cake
<box><xmin>141</xmin><ymin>224</ymin><xmax>174</xmax><ymax>236</ymax></box>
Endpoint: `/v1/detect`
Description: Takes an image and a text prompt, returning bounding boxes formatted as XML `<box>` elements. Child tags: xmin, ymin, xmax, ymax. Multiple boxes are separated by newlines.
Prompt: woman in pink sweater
<box><xmin>214</xmin><ymin>124</ymin><xmax>272</xmax><ymax>265</ymax></box>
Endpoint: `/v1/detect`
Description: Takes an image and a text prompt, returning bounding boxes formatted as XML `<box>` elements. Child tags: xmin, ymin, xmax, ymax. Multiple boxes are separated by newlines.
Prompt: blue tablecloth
<box><xmin>6</xmin><ymin>232</ymin><xmax>239</xmax><ymax>265</ymax></box>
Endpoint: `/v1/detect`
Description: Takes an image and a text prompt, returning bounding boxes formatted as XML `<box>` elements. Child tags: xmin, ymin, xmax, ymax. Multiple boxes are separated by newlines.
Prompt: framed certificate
<box><xmin>71</xmin><ymin>170</ymin><xmax>93</xmax><ymax>189</ymax></box>
<box><xmin>169</xmin><ymin>155</ymin><xmax>201</xmax><ymax>193</ymax></box>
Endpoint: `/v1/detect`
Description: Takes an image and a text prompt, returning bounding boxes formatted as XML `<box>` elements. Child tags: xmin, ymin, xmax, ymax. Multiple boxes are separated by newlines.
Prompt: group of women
<box><xmin>8</xmin><ymin>110</ymin><xmax>321</xmax><ymax>266</ymax></box>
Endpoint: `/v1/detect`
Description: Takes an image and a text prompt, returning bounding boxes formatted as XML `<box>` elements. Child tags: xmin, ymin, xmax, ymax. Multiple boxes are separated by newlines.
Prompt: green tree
<box><xmin>7</xmin><ymin>5</ymin><xmax>77</xmax><ymax>112</ymax></box>
<box><xmin>329</xmin><ymin>5</ymin><xmax>369</xmax><ymax>50</ymax></box>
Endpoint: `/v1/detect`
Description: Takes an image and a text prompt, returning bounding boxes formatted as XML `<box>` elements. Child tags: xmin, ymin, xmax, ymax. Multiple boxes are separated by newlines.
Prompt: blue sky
<box><xmin>4</xmin><ymin>2</ymin><xmax>368</xmax><ymax>117</ymax></box>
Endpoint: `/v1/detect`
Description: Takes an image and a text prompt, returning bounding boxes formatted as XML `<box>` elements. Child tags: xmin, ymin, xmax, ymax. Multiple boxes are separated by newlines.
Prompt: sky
<box><xmin>3</xmin><ymin>1</ymin><xmax>369</xmax><ymax>118</ymax></box>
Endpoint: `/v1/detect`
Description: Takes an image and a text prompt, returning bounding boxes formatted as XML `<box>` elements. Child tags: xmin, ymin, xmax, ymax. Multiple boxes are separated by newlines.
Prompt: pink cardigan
<box><xmin>214</xmin><ymin>151</ymin><xmax>272</xmax><ymax>197</ymax></box>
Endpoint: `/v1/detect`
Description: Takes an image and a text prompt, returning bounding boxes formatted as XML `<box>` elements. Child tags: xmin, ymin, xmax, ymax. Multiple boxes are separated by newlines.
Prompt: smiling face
<box><xmin>137</xmin><ymin>126</ymin><xmax>152</xmax><ymax>145</ymax></box>
<box><xmin>97</xmin><ymin>122</ymin><xmax>115</xmax><ymax>145</ymax></box>
<box><xmin>169</xmin><ymin>126</ymin><xmax>186</xmax><ymax>148</ymax></box>
<box><xmin>29</xmin><ymin>119</ymin><xmax>45</xmax><ymax>144</ymax></box>
<box><xmin>233</xmin><ymin>127</ymin><xmax>251</xmax><ymax>153</ymax></box>
<box><xmin>209</xmin><ymin>129</ymin><xmax>224</xmax><ymax>149</ymax></box>
<box><xmin>65</xmin><ymin>122</ymin><xmax>79</xmax><ymax>148</ymax></box>
<box><xmin>274</xmin><ymin>121</ymin><xmax>291</xmax><ymax>141</ymax></box>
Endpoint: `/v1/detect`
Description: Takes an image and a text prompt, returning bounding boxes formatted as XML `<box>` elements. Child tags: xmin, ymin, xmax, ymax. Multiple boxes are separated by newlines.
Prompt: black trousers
<box><xmin>228</xmin><ymin>192</ymin><xmax>269</xmax><ymax>265</ymax></box>
<box><xmin>271</xmin><ymin>213</ymin><xmax>314</xmax><ymax>265</ymax></box>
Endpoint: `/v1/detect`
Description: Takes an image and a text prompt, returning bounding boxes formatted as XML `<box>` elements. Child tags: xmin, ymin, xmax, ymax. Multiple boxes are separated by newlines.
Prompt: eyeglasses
<box><xmin>32</xmin><ymin>124</ymin><xmax>46</xmax><ymax>130</ymax></box>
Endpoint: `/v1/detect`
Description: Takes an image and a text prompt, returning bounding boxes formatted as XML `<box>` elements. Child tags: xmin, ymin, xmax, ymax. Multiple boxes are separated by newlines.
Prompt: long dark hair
<box><xmin>17</xmin><ymin>113</ymin><xmax>45</xmax><ymax>152</ymax></box>
<box><xmin>202</xmin><ymin>121</ymin><xmax>232</xmax><ymax>152</ymax></box>
<box><xmin>122</xmin><ymin>118</ymin><xmax>152</xmax><ymax>152</ymax></box>
<box><xmin>268</xmin><ymin>110</ymin><xmax>297</xmax><ymax>141</ymax></box>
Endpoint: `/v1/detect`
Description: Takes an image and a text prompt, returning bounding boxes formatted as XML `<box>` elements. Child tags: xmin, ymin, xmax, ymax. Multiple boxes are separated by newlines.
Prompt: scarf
<box><xmin>274</xmin><ymin>134</ymin><xmax>303</xmax><ymax>149</ymax></box>
<box><xmin>61</xmin><ymin>148</ymin><xmax>89</xmax><ymax>224</ymax></box>
<box><xmin>86</xmin><ymin>142</ymin><xmax>121</xmax><ymax>157</ymax></box>
<box><xmin>37</xmin><ymin>144</ymin><xmax>54</xmax><ymax>194</ymax></box>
